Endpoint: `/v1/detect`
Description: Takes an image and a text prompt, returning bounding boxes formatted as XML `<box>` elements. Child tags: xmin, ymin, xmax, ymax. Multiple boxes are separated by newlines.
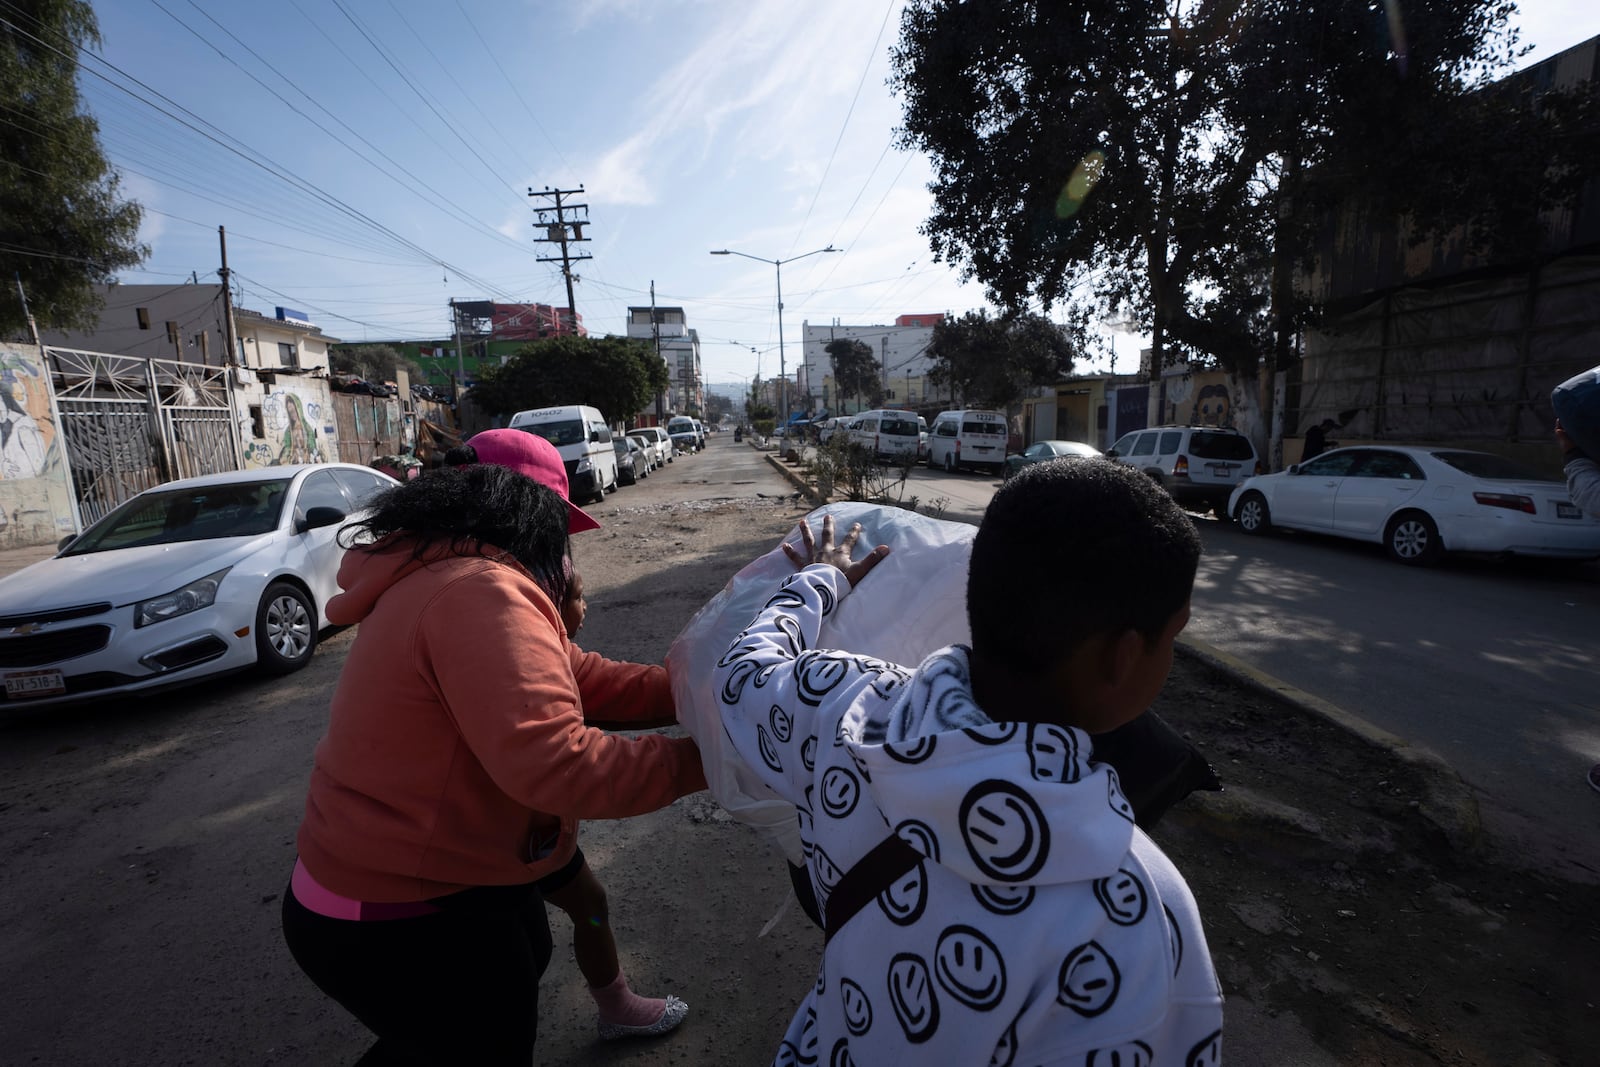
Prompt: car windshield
<box><xmin>1432</xmin><ymin>451</ymin><xmax>1558</xmax><ymax>482</ymax></box>
<box><xmin>522</xmin><ymin>420</ymin><xmax>585</xmax><ymax>447</ymax></box>
<box><xmin>63</xmin><ymin>479</ymin><xmax>292</xmax><ymax>555</ymax></box>
<box><xmin>880</xmin><ymin>415</ymin><xmax>919</xmax><ymax>436</ymax></box>
<box><xmin>1188</xmin><ymin>432</ymin><xmax>1255</xmax><ymax>460</ymax></box>
<box><xmin>668</xmin><ymin>418</ymin><xmax>695</xmax><ymax>434</ymax></box>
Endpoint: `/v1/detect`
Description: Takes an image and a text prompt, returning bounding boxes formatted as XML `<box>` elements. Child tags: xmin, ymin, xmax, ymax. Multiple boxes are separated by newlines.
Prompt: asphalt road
<box><xmin>886</xmin><ymin>455</ymin><xmax>1600</xmax><ymax>877</ymax></box>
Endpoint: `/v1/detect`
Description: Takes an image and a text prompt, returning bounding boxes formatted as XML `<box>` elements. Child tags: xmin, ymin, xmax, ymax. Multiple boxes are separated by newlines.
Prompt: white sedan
<box><xmin>1228</xmin><ymin>445</ymin><xmax>1600</xmax><ymax>566</ymax></box>
<box><xmin>0</xmin><ymin>463</ymin><xmax>397</xmax><ymax>710</ymax></box>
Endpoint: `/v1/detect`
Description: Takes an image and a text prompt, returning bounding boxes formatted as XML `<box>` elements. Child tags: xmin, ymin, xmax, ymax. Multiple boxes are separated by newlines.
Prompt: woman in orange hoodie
<box><xmin>281</xmin><ymin>430</ymin><xmax>707</xmax><ymax>1065</ymax></box>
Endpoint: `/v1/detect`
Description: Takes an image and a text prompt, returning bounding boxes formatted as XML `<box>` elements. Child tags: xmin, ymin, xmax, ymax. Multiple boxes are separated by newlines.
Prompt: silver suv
<box><xmin>1106</xmin><ymin>425</ymin><xmax>1262</xmax><ymax>517</ymax></box>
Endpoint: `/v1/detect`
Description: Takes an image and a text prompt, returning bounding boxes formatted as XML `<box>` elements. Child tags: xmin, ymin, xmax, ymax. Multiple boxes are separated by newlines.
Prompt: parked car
<box><xmin>1228</xmin><ymin>445</ymin><xmax>1600</xmax><ymax>566</ymax></box>
<box><xmin>0</xmin><ymin>464</ymin><xmax>399</xmax><ymax>710</ymax></box>
<box><xmin>628</xmin><ymin>432</ymin><xmax>664</xmax><ymax>472</ymax></box>
<box><xmin>667</xmin><ymin>416</ymin><xmax>699</xmax><ymax>454</ymax></box>
<box><xmin>1003</xmin><ymin>439</ymin><xmax>1103</xmax><ymax>479</ymax></box>
<box><xmin>613</xmin><ymin>438</ymin><xmax>640</xmax><ymax>485</ymax></box>
<box><xmin>817</xmin><ymin>417</ymin><xmax>845</xmax><ymax>444</ymax></box>
<box><xmin>847</xmin><ymin>409</ymin><xmax>922</xmax><ymax>463</ymax></box>
<box><xmin>926</xmin><ymin>409</ymin><xmax>1009</xmax><ymax>474</ymax></box>
<box><xmin>1106</xmin><ymin>424</ymin><xmax>1262</xmax><ymax>517</ymax></box>
<box><xmin>634</xmin><ymin>426</ymin><xmax>673</xmax><ymax>463</ymax></box>
<box><xmin>917</xmin><ymin>416</ymin><xmax>930</xmax><ymax>462</ymax></box>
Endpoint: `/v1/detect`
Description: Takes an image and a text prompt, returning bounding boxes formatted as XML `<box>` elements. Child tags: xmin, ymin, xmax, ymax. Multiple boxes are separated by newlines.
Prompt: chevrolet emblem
<box><xmin>8</xmin><ymin>623</ymin><xmax>42</xmax><ymax>636</ymax></box>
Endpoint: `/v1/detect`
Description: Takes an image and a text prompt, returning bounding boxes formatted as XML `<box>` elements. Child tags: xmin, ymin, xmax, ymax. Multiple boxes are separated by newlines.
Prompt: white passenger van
<box><xmin>666</xmin><ymin>415</ymin><xmax>699</xmax><ymax>454</ymax></box>
<box><xmin>926</xmin><ymin>409</ymin><xmax>1009</xmax><ymax>474</ymax></box>
<box><xmin>507</xmin><ymin>404</ymin><xmax>618</xmax><ymax>503</ymax></box>
<box><xmin>847</xmin><ymin>409</ymin><xmax>922</xmax><ymax>463</ymax></box>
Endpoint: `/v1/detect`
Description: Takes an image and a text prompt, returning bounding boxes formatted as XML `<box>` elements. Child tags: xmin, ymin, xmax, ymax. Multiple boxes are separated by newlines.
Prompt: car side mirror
<box><xmin>57</xmin><ymin>533</ymin><xmax>77</xmax><ymax>551</ymax></box>
<box><xmin>1287</xmin><ymin>464</ymin><xmax>1300</xmax><ymax>475</ymax></box>
<box><xmin>1104</xmin><ymin>449</ymin><xmax>1119</xmax><ymax>459</ymax></box>
<box><xmin>297</xmin><ymin>505</ymin><xmax>346</xmax><ymax>533</ymax></box>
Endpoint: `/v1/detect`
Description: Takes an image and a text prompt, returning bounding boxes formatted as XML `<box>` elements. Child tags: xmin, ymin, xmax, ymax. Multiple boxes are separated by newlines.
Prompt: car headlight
<box><xmin>135</xmin><ymin>568</ymin><xmax>231</xmax><ymax>628</ymax></box>
<box><xmin>574</xmin><ymin>455</ymin><xmax>592</xmax><ymax>474</ymax></box>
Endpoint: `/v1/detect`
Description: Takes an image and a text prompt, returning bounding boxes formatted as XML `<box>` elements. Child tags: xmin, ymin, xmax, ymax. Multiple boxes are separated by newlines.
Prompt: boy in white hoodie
<box><xmin>715</xmin><ymin>458</ymin><xmax>1223</xmax><ymax>1065</ymax></box>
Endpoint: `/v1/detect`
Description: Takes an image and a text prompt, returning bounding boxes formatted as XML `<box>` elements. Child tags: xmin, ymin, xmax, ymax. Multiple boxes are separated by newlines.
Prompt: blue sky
<box><xmin>81</xmin><ymin>0</ymin><xmax>1599</xmax><ymax>390</ymax></box>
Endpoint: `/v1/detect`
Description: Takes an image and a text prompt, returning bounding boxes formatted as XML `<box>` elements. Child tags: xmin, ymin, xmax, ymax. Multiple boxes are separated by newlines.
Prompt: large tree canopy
<box><xmin>926</xmin><ymin>309</ymin><xmax>1079</xmax><ymax>410</ymax></box>
<box><xmin>470</xmin><ymin>335</ymin><xmax>669</xmax><ymax>423</ymax></box>
<box><xmin>1</xmin><ymin>0</ymin><xmax>146</xmax><ymax>339</ymax></box>
<box><xmin>889</xmin><ymin>0</ymin><xmax>1591</xmax><ymax>404</ymax></box>
<box><xmin>826</xmin><ymin>337</ymin><xmax>882</xmax><ymax>410</ymax></box>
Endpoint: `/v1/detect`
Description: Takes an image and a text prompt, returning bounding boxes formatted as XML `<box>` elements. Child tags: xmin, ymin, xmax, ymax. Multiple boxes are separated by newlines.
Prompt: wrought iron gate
<box><xmin>47</xmin><ymin>348</ymin><xmax>243</xmax><ymax>526</ymax></box>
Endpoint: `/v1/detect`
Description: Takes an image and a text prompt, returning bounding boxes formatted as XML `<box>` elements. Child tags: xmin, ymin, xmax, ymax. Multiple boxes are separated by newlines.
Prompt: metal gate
<box><xmin>47</xmin><ymin>348</ymin><xmax>243</xmax><ymax>526</ymax></box>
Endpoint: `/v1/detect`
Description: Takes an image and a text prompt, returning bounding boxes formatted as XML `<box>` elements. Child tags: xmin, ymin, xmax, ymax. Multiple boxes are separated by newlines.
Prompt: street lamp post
<box><xmin>710</xmin><ymin>245</ymin><xmax>838</xmax><ymax>429</ymax></box>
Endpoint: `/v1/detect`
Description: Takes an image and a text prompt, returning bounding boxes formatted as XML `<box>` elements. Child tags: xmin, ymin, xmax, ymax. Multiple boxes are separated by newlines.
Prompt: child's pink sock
<box><xmin>590</xmin><ymin>972</ymin><xmax>668</xmax><ymax>1028</ymax></box>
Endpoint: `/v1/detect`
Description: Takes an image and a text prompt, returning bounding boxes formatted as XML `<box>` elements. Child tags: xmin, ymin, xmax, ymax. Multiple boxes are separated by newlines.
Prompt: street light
<box><xmin>710</xmin><ymin>245</ymin><xmax>838</xmax><ymax>427</ymax></box>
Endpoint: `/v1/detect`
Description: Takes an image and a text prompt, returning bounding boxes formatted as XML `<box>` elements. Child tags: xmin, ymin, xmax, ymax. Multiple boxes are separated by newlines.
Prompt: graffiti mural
<box><xmin>264</xmin><ymin>389</ymin><xmax>327</xmax><ymax>465</ymax></box>
<box><xmin>1</xmin><ymin>351</ymin><xmax>56</xmax><ymax>481</ymax></box>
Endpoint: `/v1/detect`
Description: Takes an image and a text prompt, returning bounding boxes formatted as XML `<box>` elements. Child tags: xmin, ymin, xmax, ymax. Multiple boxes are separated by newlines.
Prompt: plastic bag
<box><xmin>666</xmin><ymin>502</ymin><xmax>976</xmax><ymax>863</ymax></box>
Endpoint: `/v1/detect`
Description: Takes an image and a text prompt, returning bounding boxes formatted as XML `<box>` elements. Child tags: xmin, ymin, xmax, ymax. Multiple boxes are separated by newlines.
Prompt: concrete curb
<box><xmin>758</xmin><ymin>447</ymin><xmax>1485</xmax><ymax>854</ymax></box>
<box><xmin>1176</xmin><ymin>634</ymin><xmax>1485</xmax><ymax>853</ymax></box>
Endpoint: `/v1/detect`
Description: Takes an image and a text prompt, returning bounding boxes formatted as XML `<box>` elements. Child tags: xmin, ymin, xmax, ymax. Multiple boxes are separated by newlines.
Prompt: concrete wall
<box><xmin>0</xmin><ymin>344</ymin><xmax>79</xmax><ymax>547</ymax></box>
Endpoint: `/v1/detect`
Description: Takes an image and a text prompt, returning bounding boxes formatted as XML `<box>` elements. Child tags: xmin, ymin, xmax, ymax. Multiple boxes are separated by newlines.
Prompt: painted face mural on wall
<box><xmin>1194</xmin><ymin>384</ymin><xmax>1231</xmax><ymax>426</ymax></box>
<box><xmin>0</xmin><ymin>363</ymin><xmax>54</xmax><ymax>482</ymax></box>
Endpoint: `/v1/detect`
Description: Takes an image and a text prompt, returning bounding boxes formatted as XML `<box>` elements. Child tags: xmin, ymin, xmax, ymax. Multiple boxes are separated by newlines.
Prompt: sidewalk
<box><xmin>0</xmin><ymin>543</ymin><xmax>62</xmax><ymax>580</ymax></box>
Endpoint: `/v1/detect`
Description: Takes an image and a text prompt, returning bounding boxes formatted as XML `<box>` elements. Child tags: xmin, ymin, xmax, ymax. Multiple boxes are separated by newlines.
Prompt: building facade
<box><xmin>626</xmin><ymin>306</ymin><xmax>701</xmax><ymax>416</ymax></box>
<box><xmin>799</xmin><ymin>314</ymin><xmax>947</xmax><ymax>416</ymax></box>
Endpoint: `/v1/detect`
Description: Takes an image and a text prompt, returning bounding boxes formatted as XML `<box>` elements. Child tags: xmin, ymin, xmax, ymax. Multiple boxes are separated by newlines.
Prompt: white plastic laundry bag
<box><xmin>665</xmin><ymin>501</ymin><xmax>976</xmax><ymax>864</ymax></box>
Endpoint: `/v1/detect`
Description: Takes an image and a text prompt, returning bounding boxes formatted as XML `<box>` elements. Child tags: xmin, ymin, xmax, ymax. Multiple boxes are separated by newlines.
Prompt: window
<box><xmin>1110</xmin><ymin>433</ymin><xmax>1138</xmax><ymax>455</ymax></box>
<box><xmin>588</xmin><ymin>422</ymin><xmax>612</xmax><ymax>444</ymax></box>
<box><xmin>1297</xmin><ymin>452</ymin><xmax>1362</xmax><ymax>477</ymax></box>
<box><xmin>1433</xmin><ymin>451</ymin><xmax>1557</xmax><ymax>482</ymax></box>
<box><xmin>962</xmin><ymin>420</ymin><xmax>1002</xmax><ymax>436</ymax></box>
<box><xmin>936</xmin><ymin>420</ymin><xmax>957</xmax><ymax>437</ymax></box>
<box><xmin>1352</xmin><ymin>451</ymin><xmax>1425</xmax><ymax>480</ymax></box>
<box><xmin>1130</xmin><ymin>433</ymin><xmax>1157</xmax><ymax>457</ymax></box>
<box><xmin>880</xmin><ymin>415</ymin><xmax>918</xmax><ymax>436</ymax></box>
<box><xmin>295</xmin><ymin>470</ymin><xmax>351</xmax><ymax>517</ymax></box>
<box><xmin>525</xmin><ymin>420</ymin><xmax>586</xmax><ymax>447</ymax></box>
<box><xmin>1188</xmin><ymin>432</ymin><xmax>1256</xmax><ymax>461</ymax></box>
<box><xmin>278</xmin><ymin>342</ymin><xmax>299</xmax><ymax>368</ymax></box>
<box><xmin>1159</xmin><ymin>431</ymin><xmax>1182</xmax><ymax>455</ymax></box>
<box><xmin>332</xmin><ymin>468</ymin><xmax>393</xmax><ymax>505</ymax></box>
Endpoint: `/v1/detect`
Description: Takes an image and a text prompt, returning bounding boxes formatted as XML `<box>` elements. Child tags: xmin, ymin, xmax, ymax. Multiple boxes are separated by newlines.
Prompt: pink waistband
<box><xmin>292</xmin><ymin>858</ymin><xmax>440</xmax><ymax>921</ymax></box>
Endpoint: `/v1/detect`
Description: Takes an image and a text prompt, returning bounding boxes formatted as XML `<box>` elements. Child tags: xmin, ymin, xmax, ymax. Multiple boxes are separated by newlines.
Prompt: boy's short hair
<box><xmin>967</xmin><ymin>458</ymin><xmax>1201</xmax><ymax>674</ymax></box>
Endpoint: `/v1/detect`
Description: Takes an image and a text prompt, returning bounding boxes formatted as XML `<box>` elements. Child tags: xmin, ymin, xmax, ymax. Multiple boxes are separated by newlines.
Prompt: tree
<box><xmin>889</xmin><ymin>0</ymin><xmax>1593</xmax><ymax>450</ymax></box>
<box><xmin>926</xmin><ymin>309</ymin><xmax>1080</xmax><ymax>410</ymax></box>
<box><xmin>470</xmin><ymin>335</ymin><xmax>667</xmax><ymax>423</ymax></box>
<box><xmin>331</xmin><ymin>344</ymin><xmax>426</xmax><ymax>387</ymax></box>
<box><xmin>826</xmin><ymin>338</ymin><xmax>881</xmax><ymax>411</ymax></box>
<box><xmin>1</xmin><ymin>0</ymin><xmax>146</xmax><ymax>339</ymax></box>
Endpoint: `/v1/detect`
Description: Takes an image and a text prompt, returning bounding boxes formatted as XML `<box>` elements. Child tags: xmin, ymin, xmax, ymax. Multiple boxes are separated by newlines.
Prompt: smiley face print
<box><xmin>876</xmin><ymin>860</ymin><xmax>927</xmax><ymax>927</ymax></box>
<box><xmin>795</xmin><ymin>1004</ymin><xmax>820</xmax><ymax>1065</ymax></box>
<box><xmin>894</xmin><ymin>819</ymin><xmax>941</xmax><ymax>863</ymax></box>
<box><xmin>839</xmin><ymin>977</ymin><xmax>873</xmax><ymax>1036</ymax></box>
<box><xmin>887</xmin><ymin>953</ymin><xmax>940</xmax><ymax>1043</ymax></box>
<box><xmin>798</xmin><ymin>652</ymin><xmax>854</xmax><ymax>706</ymax></box>
<box><xmin>757</xmin><ymin>724</ymin><xmax>783</xmax><ymax>773</ymax></box>
<box><xmin>882</xmin><ymin>735</ymin><xmax>938</xmax><ymax>764</ymax></box>
<box><xmin>1026</xmin><ymin>723</ymin><xmax>1082</xmax><ymax>784</ymax></box>
<box><xmin>1186</xmin><ymin>1029</ymin><xmax>1223</xmax><ymax>1067</ymax></box>
<box><xmin>933</xmin><ymin>925</ymin><xmax>1007</xmax><ymax>1011</ymax></box>
<box><xmin>1093</xmin><ymin>869</ymin><xmax>1148</xmax><ymax>926</ymax></box>
<box><xmin>1087</xmin><ymin>1040</ymin><xmax>1154</xmax><ymax>1067</ymax></box>
<box><xmin>971</xmin><ymin>883</ymin><xmax>1035</xmax><ymax>917</ymax></box>
<box><xmin>959</xmin><ymin>780</ymin><xmax>1051</xmax><ymax>883</ymax></box>
<box><xmin>1057</xmin><ymin>940</ymin><xmax>1121</xmax><ymax>1017</ymax></box>
<box><xmin>813</xmin><ymin>845</ymin><xmax>847</xmax><ymax>895</ymax></box>
<box><xmin>1107</xmin><ymin>770</ymin><xmax>1135</xmax><ymax>823</ymax></box>
<box><xmin>828</xmin><ymin>1037</ymin><xmax>855</xmax><ymax>1067</ymax></box>
<box><xmin>801</xmin><ymin>735</ymin><xmax>818</xmax><ymax>771</ymax></box>
<box><xmin>720</xmin><ymin>657</ymin><xmax>762</xmax><ymax>705</ymax></box>
<box><xmin>819</xmin><ymin>766</ymin><xmax>862</xmax><ymax>820</ymax></box>
<box><xmin>770</xmin><ymin>704</ymin><xmax>794</xmax><ymax>744</ymax></box>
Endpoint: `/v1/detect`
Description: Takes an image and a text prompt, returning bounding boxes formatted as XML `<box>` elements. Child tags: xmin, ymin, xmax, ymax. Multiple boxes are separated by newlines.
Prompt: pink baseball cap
<box><xmin>465</xmin><ymin>428</ymin><xmax>602</xmax><ymax>534</ymax></box>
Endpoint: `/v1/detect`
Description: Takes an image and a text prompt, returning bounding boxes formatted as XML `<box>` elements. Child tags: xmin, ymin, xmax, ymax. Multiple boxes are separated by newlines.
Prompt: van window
<box><xmin>962</xmin><ymin>419</ymin><xmax>1002</xmax><ymax>436</ymax></box>
<box><xmin>668</xmin><ymin>417</ymin><xmax>695</xmax><ymax>434</ymax></box>
<box><xmin>1188</xmin><ymin>432</ymin><xmax>1255</xmax><ymax>461</ymax></box>
<box><xmin>1110</xmin><ymin>433</ymin><xmax>1138</xmax><ymax>455</ymax></box>
<box><xmin>936</xmin><ymin>420</ymin><xmax>957</xmax><ymax>438</ymax></box>
<box><xmin>880</xmin><ymin>414</ymin><xmax>918</xmax><ymax>436</ymax></box>
<box><xmin>1159</xmin><ymin>431</ymin><xmax>1182</xmax><ymax>455</ymax></box>
<box><xmin>1130</xmin><ymin>433</ymin><xmax>1157</xmax><ymax>457</ymax></box>
<box><xmin>589</xmin><ymin>422</ymin><xmax>612</xmax><ymax>444</ymax></box>
<box><xmin>522</xmin><ymin>420</ymin><xmax>585</xmax><ymax>447</ymax></box>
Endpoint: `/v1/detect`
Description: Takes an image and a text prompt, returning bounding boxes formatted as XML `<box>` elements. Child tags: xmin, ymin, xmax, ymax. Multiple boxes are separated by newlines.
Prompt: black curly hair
<box><xmin>967</xmin><ymin>458</ymin><xmax>1201</xmax><ymax>674</ymax></box>
<box><xmin>340</xmin><ymin>460</ymin><xmax>570</xmax><ymax>604</ymax></box>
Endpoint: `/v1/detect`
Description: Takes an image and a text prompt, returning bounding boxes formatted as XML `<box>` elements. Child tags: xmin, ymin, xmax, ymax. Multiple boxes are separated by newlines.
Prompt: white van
<box><xmin>507</xmin><ymin>404</ymin><xmax>619</xmax><ymax>504</ymax></box>
<box><xmin>666</xmin><ymin>415</ymin><xmax>699</xmax><ymax>454</ymax></box>
<box><xmin>927</xmin><ymin>409</ymin><xmax>1008</xmax><ymax>474</ymax></box>
<box><xmin>847</xmin><ymin>409</ymin><xmax>922</xmax><ymax>463</ymax></box>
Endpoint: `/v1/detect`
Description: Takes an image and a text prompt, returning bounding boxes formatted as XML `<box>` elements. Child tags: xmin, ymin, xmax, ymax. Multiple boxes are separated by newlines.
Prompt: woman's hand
<box><xmin>781</xmin><ymin>514</ymin><xmax>890</xmax><ymax>588</ymax></box>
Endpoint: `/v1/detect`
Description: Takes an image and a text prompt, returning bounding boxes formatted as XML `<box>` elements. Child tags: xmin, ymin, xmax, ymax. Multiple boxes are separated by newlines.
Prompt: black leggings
<box><xmin>281</xmin><ymin>879</ymin><xmax>553</xmax><ymax>1066</ymax></box>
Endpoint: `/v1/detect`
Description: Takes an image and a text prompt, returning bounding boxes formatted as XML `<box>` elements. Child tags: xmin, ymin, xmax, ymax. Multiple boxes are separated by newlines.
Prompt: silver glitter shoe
<box><xmin>598</xmin><ymin>995</ymin><xmax>689</xmax><ymax>1041</ymax></box>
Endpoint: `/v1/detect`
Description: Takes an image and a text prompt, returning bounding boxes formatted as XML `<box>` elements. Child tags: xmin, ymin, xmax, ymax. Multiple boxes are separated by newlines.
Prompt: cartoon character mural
<box><xmin>267</xmin><ymin>390</ymin><xmax>326</xmax><ymax>465</ymax></box>
<box><xmin>0</xmin><ymin>357</ymin><xmax>54</xmax><ymax>481</ymax></box>
<box><xmin>1193</xmin><ymin>383</ymin><xmax>1231</xmax><ymax>426</ymax></box>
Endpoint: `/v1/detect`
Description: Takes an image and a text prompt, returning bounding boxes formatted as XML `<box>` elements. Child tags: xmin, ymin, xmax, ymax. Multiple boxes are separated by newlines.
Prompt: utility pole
<box><xmin>530</xmin><ymin>186</ymin><xmax>591</xmax><ymax>333</ymax></box>
<box><xmin>218</xmin><ymin>226</ymin><xmax>239</xmax><ymax>367</ymax></box>
<box><xmin>651</xmin><ymin>280</ymin><xmax>665</xmax><ymax>422</ymax></box>
<box><xmin>450</xmin><ymin>298</ymin><xmax>465</xmax><ymax>402</ymax></box>
<box><xmin>13</xmin><ymin>273</ymin><xmax>41</xmax><ymax>348</ymax></box>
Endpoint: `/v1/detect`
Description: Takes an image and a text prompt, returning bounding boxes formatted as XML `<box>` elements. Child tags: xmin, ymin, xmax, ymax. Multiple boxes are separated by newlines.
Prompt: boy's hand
<box><xmin>782</xmin><ymin>515</ymin><xmax>890</xmax><ymax>588</ymax></box>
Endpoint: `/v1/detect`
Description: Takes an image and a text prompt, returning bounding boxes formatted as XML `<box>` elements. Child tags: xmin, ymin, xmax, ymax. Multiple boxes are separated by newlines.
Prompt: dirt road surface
<box><xmin>1</xmin><ymin>448</ymin><xmax>1594</xmax><ymax>1065</ymax></box>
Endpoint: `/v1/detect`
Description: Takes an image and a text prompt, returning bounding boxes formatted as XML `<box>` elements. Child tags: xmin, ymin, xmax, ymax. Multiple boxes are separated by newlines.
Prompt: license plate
<box><xmin>973</xmin><ymin>446</ymin><xmax>994</xmax><ymax>454</ymax></box>
<box><xmin>4</xmin><ymin>669</ymin><xmax>66</xmax><ymax>698</ymax></box>
<box><xmin>1206</xmin><ymin>463</ymin><xmax>1239</xmax><ymax>474</ymax></box>
<box><xmin>1556</xmin><ymin>502</ymin><xmax>1582</xmax><ymax>519</ymax></box>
